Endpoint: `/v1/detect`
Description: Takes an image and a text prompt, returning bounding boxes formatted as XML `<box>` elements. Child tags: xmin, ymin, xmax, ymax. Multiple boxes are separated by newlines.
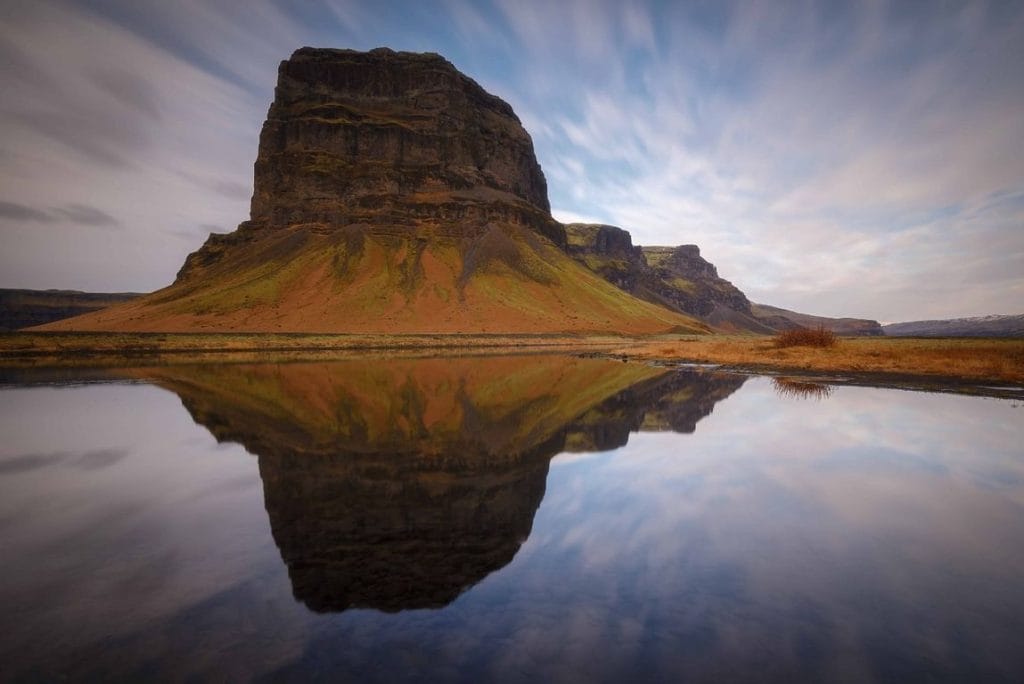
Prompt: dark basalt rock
<box><xmin>564</xmin><ymin>223</ymin><xmax>646</xmax><ymax>291</ymax></box>
<box><xmin>564</xmin><ymin>223</ymin><xmax>775</xmax><ymax>332</ymax></box>
<box><xmin>640</xmin><ymin>244</ymin><xmax>754</xmax><ymax>319</ymax></box>
<box><xmin>251</xmin><ymin>47</ymin><xmax>556</xmax><ymax>235</ymax></box>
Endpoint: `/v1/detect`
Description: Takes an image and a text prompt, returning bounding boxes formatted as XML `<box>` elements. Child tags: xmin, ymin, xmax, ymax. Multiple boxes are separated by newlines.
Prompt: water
<box><xmin>1</xmin><ymin>355</ymin><xmax>1022</xmax><ymax>682</ymax></box>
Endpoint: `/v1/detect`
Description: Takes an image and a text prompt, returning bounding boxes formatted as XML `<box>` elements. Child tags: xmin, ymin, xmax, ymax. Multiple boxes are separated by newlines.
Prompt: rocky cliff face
<box><xmin>564</xmin><ymin>224</ymin><xmax>774</xmax><ymax>332</ymax></box>
<box><xmin>253</xmin><ymin>47</ymin><xmax>550</xmax><ymax>222</ymax></box>
<box><xmin>564</xmin><ymin>223</ymin><xmax>646</xmax><ymax>290</ymax></box>
<box><xmin>640</xmin><ymin>245</ymin><xmax>754</xmax><ymax>319</ymax></box>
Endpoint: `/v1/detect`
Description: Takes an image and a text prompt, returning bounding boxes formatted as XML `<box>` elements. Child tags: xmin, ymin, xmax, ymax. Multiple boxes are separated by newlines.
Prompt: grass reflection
<box><xmin>772</xmin><ymin>377</ymin><xmax>833</xmax><ymax>400</ymax></box>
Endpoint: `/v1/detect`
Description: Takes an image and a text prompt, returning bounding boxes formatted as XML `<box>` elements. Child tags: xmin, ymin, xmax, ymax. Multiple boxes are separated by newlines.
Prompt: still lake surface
<box><xmin>1</xmin><ymin>355</ymin><xmax>1022</xmax><ymax>682</ymax></box>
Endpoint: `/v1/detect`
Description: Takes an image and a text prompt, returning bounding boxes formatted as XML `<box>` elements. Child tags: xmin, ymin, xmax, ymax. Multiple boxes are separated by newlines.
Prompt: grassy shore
<box><xmin>0</xmin><ymin>331</ymin><xmax>633</xmax><ymax>368</ymax></box>
<box><xmin>1</xmin><ymin>332</ymin><xmax>1022</xmax><ymax>388</ymax></box>
<box><xmin>615</xmin><ymin>335</ymin><xmax>1024</xmax><ymax>385</ymax></box>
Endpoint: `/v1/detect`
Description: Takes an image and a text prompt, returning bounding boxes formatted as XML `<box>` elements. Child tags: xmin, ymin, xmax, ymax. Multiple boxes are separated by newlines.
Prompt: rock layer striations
<box><xmin>248</xmin><ymin>47</ymin><xmax>555</xmax><ymax>239</ymax></box>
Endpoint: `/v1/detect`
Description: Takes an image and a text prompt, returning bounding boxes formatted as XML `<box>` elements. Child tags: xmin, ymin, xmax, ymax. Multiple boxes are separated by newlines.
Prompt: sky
<box><xmin>0</xmin><ymin>0</ymin><xmax>1022</xmax><ymax>322</ymax></box>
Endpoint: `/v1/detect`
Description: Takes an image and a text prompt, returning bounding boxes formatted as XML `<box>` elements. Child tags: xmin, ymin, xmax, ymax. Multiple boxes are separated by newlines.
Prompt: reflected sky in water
<box><xmin>0</xmin><ymin>358</ymin><xmax>1022</xmax><ymax>682</ymax></box>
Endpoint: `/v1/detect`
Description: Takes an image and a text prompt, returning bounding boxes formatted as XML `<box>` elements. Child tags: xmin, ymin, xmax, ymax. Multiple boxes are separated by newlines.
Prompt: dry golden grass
<box><xmin>0</xmin><ymin>331</ymin><xmax>639</xmax><ymax>368</ymax></box>
<box><xmin>617</xmin><ymin>335</ymin><xmax>1024</xmax><ymax>384</ymax></box>
<box><xmin>3</xmin><ymin>332</ymin><xmax>1023</xmax><ymax>386</ymax></box>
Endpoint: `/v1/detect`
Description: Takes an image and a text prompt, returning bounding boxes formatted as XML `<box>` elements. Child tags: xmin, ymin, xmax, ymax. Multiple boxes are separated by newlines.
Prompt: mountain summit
<box><xmin>236</xmin><ymin>47</ymin><xmax>555</xmax><ymax>245</ymax></box>
<box><xmin>41</xmin><ymin>48</ymin><xmax>702</xmax><ymax>334</ymax></box>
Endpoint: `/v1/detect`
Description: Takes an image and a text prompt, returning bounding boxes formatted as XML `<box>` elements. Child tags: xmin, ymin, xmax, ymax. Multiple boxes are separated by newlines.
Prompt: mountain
<box><xmin>750</xmin><ymin>303</ymin><xmax>884</xmax><ymax>336</ymax></box>
<box><xmin>0</xmin><ymin>289</ymin><xmax>141</xmax><ymax>332</ymax></box>
<box><xmin>883</xmin><ymin>314</ymin><xmax>1024</xmax><ymax>338</ymax></box>
<box><xmin>564</xmin><ymin>223</ymin><xmax>776</xmax><ymax>333</ymax></box>
<box><xmin>37</xmin><ymin>48</ymin><xmax>703</xmax><ymax>335</ymax></box>
<box><xmin>564</xmin><ymin>222</ymin><xmax>881</xmax><ymax>335</ymax></box>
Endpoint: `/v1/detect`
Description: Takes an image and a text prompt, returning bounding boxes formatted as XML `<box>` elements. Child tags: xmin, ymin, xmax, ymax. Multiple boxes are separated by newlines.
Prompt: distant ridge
<box><xmin>883</xmin><ymin>314</ymin><xmax>1024</xmax><ymax>338</ymax></box>
<box><xmin>751</xmin><ymin>303</ymin><xmax>884</xmax><ymax>336</ymax></box>
<box><xmin>0</xmin><ymin>288</ymin><xmax>141</xmax><ymax>331</ymax></box>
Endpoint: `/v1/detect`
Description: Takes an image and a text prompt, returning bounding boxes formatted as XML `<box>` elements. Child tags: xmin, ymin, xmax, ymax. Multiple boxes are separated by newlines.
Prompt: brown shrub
<box><xmin>773</xmin><ymin>325</ymin><xmax>837</xmax><ymax>349</ymax></box>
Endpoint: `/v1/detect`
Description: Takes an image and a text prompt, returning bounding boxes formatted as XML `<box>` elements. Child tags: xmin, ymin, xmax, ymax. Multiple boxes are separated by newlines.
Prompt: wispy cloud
<box><xmin>0</xmin><ymin>200</ymin><xmax>120</xmax><ymax>229</ymax></box>
<box><xmin>0</xmin><ymin>448</ymin><xmax>127</xmax><ymax>474</ymax></box>
<box><xmin>54</xmin><ymin>204</ymin><xmax>122</xmax><ymax>228</ymax></box>
<box><xmin>521</xmin><ymin>1</ymin><xmax>1024</xmax><ymax>319</ymax></box>
<box><xmin>90</xmin><ymin>68</ymin><xmax>163</xmax><ymax>120</ymax></box>
<box><xmin>0</xmin><ymin>201</ymin><xmax>53</xmax><ymax>223</ymax></box>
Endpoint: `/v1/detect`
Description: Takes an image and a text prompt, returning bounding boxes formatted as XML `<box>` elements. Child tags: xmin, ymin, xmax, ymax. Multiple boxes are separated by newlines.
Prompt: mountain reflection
<box><xmin>129</xmin><ymin>356</ymin><xmax>745</xmax><ymax>613</ymax></box>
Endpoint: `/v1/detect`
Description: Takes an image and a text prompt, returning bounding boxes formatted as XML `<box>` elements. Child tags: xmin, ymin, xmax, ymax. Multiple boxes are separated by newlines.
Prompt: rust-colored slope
<box><xmin>39</xmin><ymin>223</ymin><xmax>705</xmax><ymax>334</ymax></box>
